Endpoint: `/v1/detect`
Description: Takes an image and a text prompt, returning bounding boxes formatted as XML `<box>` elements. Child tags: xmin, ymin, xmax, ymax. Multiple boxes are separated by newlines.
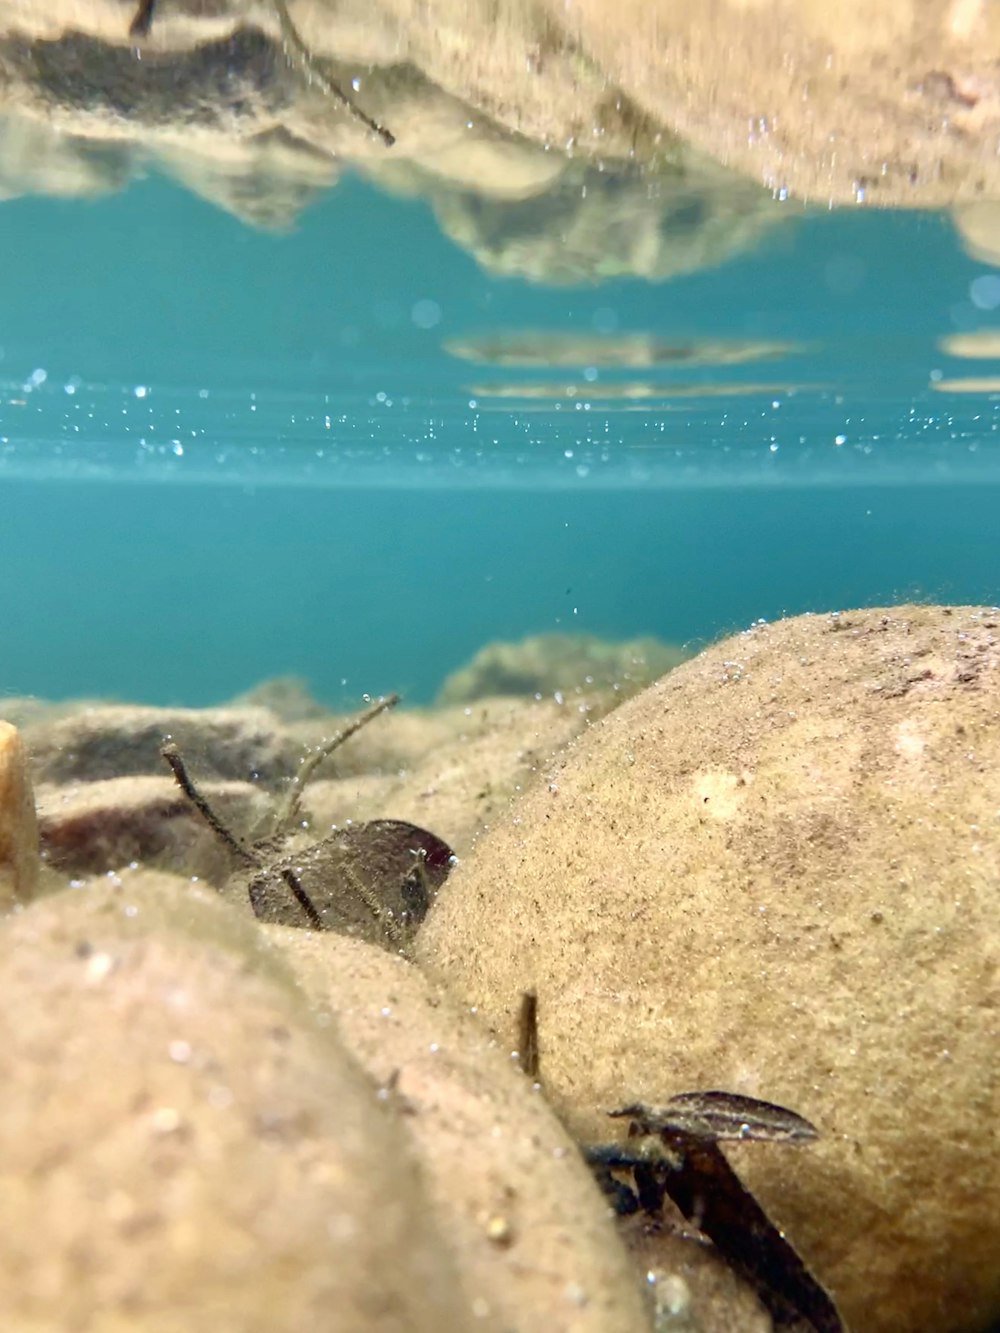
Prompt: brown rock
<box><xmin>0</xmin><ymin>718</ymin><xmax>39</xmax><ymax>908</ymax></box>
<box><xmin>417</xmin><ymin>604</ymin><xmax>1000</xmax><ymax>1333</ymax></box>
<box><xmin>36</xmin><ymin>774</ymin><xmax>269</xmax><ymax>879</ymax></box>
<box><xmin>23</xmin><ymin>704</ymin><xmax>301</xmax><ymax>784</ymax></box>
<box><xmin>0</xmin><ymin>874</ymin><xmax>472</xmax><ymax>1332</ymax></box>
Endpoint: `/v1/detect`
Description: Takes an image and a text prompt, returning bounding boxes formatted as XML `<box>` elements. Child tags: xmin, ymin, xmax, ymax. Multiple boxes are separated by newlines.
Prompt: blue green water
<box><xmin>0</xmin><ymin>173</ymin><xmax>998</xmax><ymax>705</ymax></box>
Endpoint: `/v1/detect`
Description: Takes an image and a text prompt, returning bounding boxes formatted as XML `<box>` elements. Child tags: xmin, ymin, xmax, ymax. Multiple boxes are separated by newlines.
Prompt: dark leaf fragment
<box><xmin>611</xmin><ymin>1090</ymin><xmax>819</xmax><ymax>1144</ymax></box>
<box><xmin>162</xmin><ymin>695</ymin><xmax>453</xmax><ymax>949</ymax></box>
<box><xmin>654</xmin><ymin>1128</ymin><xmax>843</xmax><ymax>1333</ymax></box>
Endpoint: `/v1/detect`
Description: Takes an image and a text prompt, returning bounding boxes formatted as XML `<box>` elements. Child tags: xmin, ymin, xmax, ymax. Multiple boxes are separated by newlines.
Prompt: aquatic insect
<box><xmin>515</xmin><ymin>993</ymin><xmax>842</xmax><ymax>1332</ymax></box>
<box><xmin>162</xmin><ymin>693</ymin><xmax>453</xmax><ymax>952</ymax></box>
<box><xmin>585</xmin><ymin>1091</ymin><xmax>844</xmax><ymax>1333</ymax></box>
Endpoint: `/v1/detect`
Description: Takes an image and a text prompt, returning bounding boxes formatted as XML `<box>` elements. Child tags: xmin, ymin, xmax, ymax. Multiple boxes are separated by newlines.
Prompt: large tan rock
<box><xmin>0</xmin><ymin>718</ymin><xmax>39</xmax><ymax>908</ymax></box>
<box><xmin>0</xmin><ymin>874</ymin><xmax>471</xmax><ymax>1332</ymax></box>
<box><xmin>266</xmin><ymin>925</ymin><xmax>657</xmax><ymax>1333</ymax></box>
<box><xmin>418</xmin><ymin>604</ymin><xmax>1000</xmax><ymax>1333</ymax></box>
<box><xmin>544</xmin><ymin>0</ymin><xmax>1000</xmax><ymax>206</ymax></box>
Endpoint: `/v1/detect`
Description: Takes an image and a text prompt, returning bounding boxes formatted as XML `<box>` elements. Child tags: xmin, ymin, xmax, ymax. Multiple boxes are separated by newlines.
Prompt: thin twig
<box><xmin>272</xmin><ymin>0</ymin><xmax>396</xmax><ymax>146</ymax></box>
<box><xmin>275</xmin><ymin>692</ymin><xmax>400</xmax><ymax>834</ymax></box>
<box><xmin>279</xmin><ymin>865</ymin><xmax>325</xmax><ymax>930</ymax></box>
<box><xmin>161</xmin><ymin>742</ymin><xmax>259</xmax><ymax>868</ymax></box>
<box><xmin>517</xmin><ymin>989</ymin><xmax>540</xmax><ymax>1079</ymax></box>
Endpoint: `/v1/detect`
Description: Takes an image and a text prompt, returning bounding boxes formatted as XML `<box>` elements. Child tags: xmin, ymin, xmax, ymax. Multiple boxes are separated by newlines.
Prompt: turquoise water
<box><xmin>1</xmin><ymin>172</ymin><xmax>998</xmax><ymax>705</ymax></box>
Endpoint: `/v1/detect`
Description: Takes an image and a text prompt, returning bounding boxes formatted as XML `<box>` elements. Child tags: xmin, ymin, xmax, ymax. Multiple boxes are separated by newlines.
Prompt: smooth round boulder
<box><xmin>0</xmin><ymin>873</ymin><xmax>470</xmax><ymax>1333</ymax></box>
<box><xmin>417</xmin><ymin>604</ymin><xmax>1000</xmax><ymax>1333</ymax></box>
<box><xmin>264</xmin><ymin>924</ymin><xmax>658</xmax><ymax>1333</ymax></box>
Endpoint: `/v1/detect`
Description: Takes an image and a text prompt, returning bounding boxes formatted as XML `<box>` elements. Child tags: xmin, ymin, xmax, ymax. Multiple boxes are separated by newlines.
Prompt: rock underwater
<box><xmin>0</xmin><ymin>876</ymin><xmax>473</xmax><ymax>1332</ymax></box>
<box><xmin>417</xmin><ymin>604</ymin><xmax>1000</xmax><ymax>1333</ymax></box>
<box><xmin>0</xmin><ymin>705</ymin><xmax>660</xmax><ymax>1331</ymax></box>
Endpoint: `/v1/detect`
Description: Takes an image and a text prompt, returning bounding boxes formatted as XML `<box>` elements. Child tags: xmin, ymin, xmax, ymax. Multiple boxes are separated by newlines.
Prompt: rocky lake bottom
<box><xmin>0</xmin><ymin>607</ymin><xmax>997</xmax><ymax>1333</ymax></box>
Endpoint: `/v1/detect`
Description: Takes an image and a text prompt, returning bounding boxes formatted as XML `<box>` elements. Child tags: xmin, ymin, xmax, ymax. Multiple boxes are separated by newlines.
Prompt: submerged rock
<box><xmin>35</xmin><ymin>773</ymin><xmax>271</xmax><ymax>879</ymax></box>
<box><xmin>438</xmin><ymin>632</ymin><xmax>688</xmax><ymax>706</ymax></box>
<box><xmin>23</xmin><ymin>704</ymin><xmax>302</xmax><ymax>785</ymax></box>
<box><xmin>0</xmin><ymin>719</ymin><xmax>39</xmax><ymax>907</ymax></box>
<box><xmin>2</xmin><ymin>0</ymin><xmax>998</xmax><ymax>219</ymax></box>
<box><xmin>267</xmin><ymin>925</ymin><xmax>656</xmax><ymax>1333</ymax></box>
<box><xmin>0</xmin><ymin>875</ymin><xmax>472</xmax><ymax>1331</ymax></box>
<box><xmin>29</xmin><ymin>695</ymin><xmax>593</xmax><ymax>886</ymax></box>
<box><xmin>418</xmin><ymin>604</ymin><xmax>1000</xmax><ymax>1333</ymax></box>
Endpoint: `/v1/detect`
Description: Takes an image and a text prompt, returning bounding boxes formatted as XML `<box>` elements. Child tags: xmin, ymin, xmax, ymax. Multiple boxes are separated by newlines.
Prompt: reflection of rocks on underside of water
<box><xmin>3</xmin><ymin>0</ymin><xmax>999</xmax><ymax>269</ymax></box>
<box><xmin>447</xmin><ymin>331</ymin><xmax>798</xmax><ymax>369</ymax></box>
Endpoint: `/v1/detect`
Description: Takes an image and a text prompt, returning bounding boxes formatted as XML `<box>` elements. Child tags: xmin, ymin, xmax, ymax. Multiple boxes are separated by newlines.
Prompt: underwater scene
<box><xmin>0</xmin><ymin>3</ymin><xmax>997</xmax><ymax>1332</ymax></box>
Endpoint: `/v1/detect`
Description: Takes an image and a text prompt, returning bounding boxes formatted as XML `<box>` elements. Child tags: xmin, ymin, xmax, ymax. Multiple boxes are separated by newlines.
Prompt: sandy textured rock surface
<box><xmin>266</xmin><ymin>926</ymin><xmax>658</xmax><ymax>1333</ymax></box>
<box><xmin>546</xmin><ymin>0</ymin><xmax>1000</xmax><ymax>206</ymax></box>
<box><xmin>418</xmin><ymin>604</ymin><xmax>1000</xmax><ymax>1333</ymax></box>
<box><xmin>0</xmin><ymin>719</ymin><xmax>39</xmax><ymax>907</ymax></box>
<box><xmin>28</xmin><ymin>696</ymin><xmax>594</xmax><ymax>888</ymax></box>
<box><xmin>35</xmin><ymin>774</ymin><xmax>271</xmax><ymax>878</ymax></box>
<box><xmin>0</xmin><ymin>874</ymin><xmax>471</xmax><ymax>1332</ymax></box>
<box><xmin>1</xmin><ymin>0</ymin><xmax>998</xmax><ymax>235</ymax></box>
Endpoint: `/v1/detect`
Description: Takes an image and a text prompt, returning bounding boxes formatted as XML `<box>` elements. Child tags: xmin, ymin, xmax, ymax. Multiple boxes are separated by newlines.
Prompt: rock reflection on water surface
<box><xmin>1</xmin><ymin>0</ymin><xmax>999</xmax><ymax>278</ymax></box>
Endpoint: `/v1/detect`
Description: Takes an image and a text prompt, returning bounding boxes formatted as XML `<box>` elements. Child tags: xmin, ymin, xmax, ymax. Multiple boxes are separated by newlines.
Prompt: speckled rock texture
<box><xmin>418</xmin><ymin>604</ymin><xmax>1000</xmax><ymax>1333</ymax></box>
<box><xmin>0</xmin><ymin>875</ymin><xmax>471</xmax><ymax>1332</ymax></box>
<box><xmin>266</xmin><ymin>925</ymin><xmax>658</xmax><ymax>1333</ymax></box>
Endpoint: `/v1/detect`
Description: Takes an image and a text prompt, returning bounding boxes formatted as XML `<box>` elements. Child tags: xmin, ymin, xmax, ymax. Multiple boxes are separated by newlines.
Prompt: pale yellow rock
<box><xmin>4</xmin><ymin>0</ymin><xmax>1000</xmax><ymax>217</ymax></box>
<box><xmin>0</xmin><ymin>874</ymin><xmax>472</xmax><ymax>1333</ymax></box>
<box><xmin>543</xmin><ymin>0</ymin><xmax>1000</xmax><ymax>205</ymax></box>
<box><xmin>0</xmin><ymin>719</ymin><xmax>40</xmax><ymax>909</ymax></box>
<box><xmin>418</xmin><ymin>604</ymin><xmax>1000</xmax><ymax>1333</ymax></box>
<box><xmin>265</xmin><ymin>925</ymin><xmax>656</xmax><ymax>1333</ymax></box>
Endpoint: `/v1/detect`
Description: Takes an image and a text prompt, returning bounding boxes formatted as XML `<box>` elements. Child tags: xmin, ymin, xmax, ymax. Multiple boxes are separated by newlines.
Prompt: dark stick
<box><xmin>279</xmin><ymin>866</ymin><xmax>325</xmax><ymax>931</ymax></box>
<box><xmin>161</xmin><ymin>743</ymin><xmax>258</xmax><ymax>867</ymax></box>
<box><xmin>129</xmin><ymin>0</ymin><xmax>156</xmax><ymax>37</ymax></box>
<box><xmin>517</xmin><ymin>989</ymin><xmax>540</xmax><ymax>1079</ymax></box>
<box><xmin>275</xmin><ymin>692</ymin><xmax>400</xmax><ymax>833</ymax></box>
<box><xmin>272</xmin><ymin>0</ymin><xmax>396</xmax><ymax>147</ymax></box>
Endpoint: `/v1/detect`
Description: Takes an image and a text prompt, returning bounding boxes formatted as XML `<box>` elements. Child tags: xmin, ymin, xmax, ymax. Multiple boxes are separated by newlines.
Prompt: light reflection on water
<box><xmin>0</xmin><ymin>172</ymin><xmax>997</xmax><ymax>491</ymax></box>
